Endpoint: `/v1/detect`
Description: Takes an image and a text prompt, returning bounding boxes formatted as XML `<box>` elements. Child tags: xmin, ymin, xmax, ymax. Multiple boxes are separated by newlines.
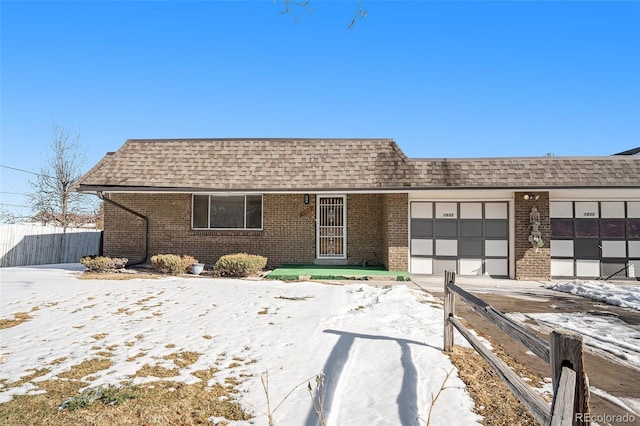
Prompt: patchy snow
<box><xmin>0</xmin><ymin>265</ymin><xmax>481</xmax><ymax>425</ymax></box>
<box><xmin>508</xmin><ymin>312</ymin><xmax>640</xmax><ymax>369</ymax></box>
<box><xmin>545</xmin><ymin>280</ymin><xmax>640</xmax><ymax>311</ymax></box>
<box><xmin>590</xmin><ymin>386</ymin><xmax>640</xmax><ymax>418</ymax></box>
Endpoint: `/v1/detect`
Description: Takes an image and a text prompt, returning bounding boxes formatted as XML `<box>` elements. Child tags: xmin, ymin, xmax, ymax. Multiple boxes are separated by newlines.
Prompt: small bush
<box><xmin>80</xmin><ymin>256</ymin><xmax>128</xmax><ymax>273</ymax></box>
<box><xmin>60</xmin><ymin>384</ymin><xmax>140</xmax><ymax>411</ymax></box>
<box><xmin>150</xmin><ymin>254</ymin><xmax>200</xmax><ymax>275</ymax></box>
<box><xmin>213</xmin><ymin>253</ymin><xmax>267</xmax><ymax>277</ymax></box>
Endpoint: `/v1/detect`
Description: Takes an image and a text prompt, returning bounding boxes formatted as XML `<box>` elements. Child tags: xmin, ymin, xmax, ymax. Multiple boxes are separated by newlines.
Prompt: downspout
<box><xmin>97</xmin><ymin>191</ymin><xmax>148</xmax><ymax>266</ymax></box>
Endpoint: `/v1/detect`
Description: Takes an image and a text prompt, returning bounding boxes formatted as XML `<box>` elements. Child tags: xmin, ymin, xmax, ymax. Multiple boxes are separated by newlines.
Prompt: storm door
<box><xmin>316</xmin><ymin>196</ymin><xmax>347</xmax><ymax>259</ymax></box>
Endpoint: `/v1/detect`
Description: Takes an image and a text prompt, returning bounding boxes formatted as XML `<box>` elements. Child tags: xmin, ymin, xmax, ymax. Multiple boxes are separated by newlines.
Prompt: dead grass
<box><xmin>77</xmin><ymin>272</ymin><xmax>160</xmax><ymax>280</ymax></box>
<box><xmin>57</xmin><ymin>359</ymin><xmax>113</xmax><ymax>380</ymax></box>
<box><xmin>0</xmin><ymin>312</ymin><xmax>33</xmax><ymax>329</ymax></box>
<box><xmin>125</xmin><ymin>352</ymin><xmax>147</xmax><ymax>362</ymax></box>
<box><xmin>91</xmin><ymin>333</ymin><xmax>108</xmax><ymax>341</ymax></box>
<box><xmin>163</xmin><ymin>351</ymin><xmax>200</xmax><ymax>369</ymax></box>
<box><xmin>449</xmin><ymin>346</ymin><xmax>540</xmax><ymax>425</ymax></box>
<box><xmin>135</xmin><ymin>364</ymin><xmax>178</xmax><ymax>378</ymax></box>
<box><xmin>8</xmin><ymin>368</ymin><xmax>51</xmax><ymax>387</ymax></box>
<box><xmin>0</xmin><ymin>379</ymin><xmax>250</xmax><ymax>425</ymax></box>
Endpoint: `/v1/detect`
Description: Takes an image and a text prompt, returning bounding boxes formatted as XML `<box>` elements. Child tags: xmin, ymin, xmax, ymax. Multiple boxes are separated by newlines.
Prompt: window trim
<box><xmin>191</xmin><ymin>193</ymin><xmax>264</xmax><ymax>230</ymax></box>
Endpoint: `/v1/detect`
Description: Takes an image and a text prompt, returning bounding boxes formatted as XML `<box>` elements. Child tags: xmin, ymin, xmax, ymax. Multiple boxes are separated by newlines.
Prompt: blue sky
<box><xmin>1</xmin><ymin>0</ymin><xmax>639</xmax><ymax>217</ymax></box>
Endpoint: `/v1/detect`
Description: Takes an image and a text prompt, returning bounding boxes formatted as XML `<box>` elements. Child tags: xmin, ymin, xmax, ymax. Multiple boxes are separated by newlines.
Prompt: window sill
<box><xmin>190</xmin><ymin>229</ymin><xmax>263</xmax><ymax>237</ymax></box>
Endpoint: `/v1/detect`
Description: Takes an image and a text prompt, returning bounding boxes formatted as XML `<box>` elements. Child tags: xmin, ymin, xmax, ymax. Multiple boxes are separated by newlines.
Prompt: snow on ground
<box><xmin>508</xmin><ymin>312</ymin><xmax>640</xmax><ymax>368</ymax></box>
<box><xmin>0</xmin><ymin>265</ymin><xmax>481</xmax><ymax>426</ymax></box>
<box><xmin>545</xmin><ymin>280</ymin><xmax>640</xmax><ymax>311</ymax></box>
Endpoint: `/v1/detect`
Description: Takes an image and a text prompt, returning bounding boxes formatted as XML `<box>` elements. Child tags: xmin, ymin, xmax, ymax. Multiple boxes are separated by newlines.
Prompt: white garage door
<box><xmin>550</xmin><ymin>201</ymin><xmax>640</xmax><ymax>278</ymax></box>
<box><xmin>410</xmin><ymin>202</ymin><xmax>509</xmax><ymax>276</ymax></box>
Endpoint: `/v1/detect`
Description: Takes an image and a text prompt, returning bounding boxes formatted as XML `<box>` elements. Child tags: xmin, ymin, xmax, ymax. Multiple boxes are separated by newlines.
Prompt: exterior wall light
<box><xmin>523</xmin><ymin>193</ymin><xmax>539</xmax><ymax>201</ymax></box>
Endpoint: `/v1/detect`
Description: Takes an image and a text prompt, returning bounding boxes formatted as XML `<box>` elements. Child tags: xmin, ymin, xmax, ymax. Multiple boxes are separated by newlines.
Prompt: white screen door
<box><xmin>317</xmin><ymin>196</ymin><xmax>346</xmax><ymax>259</ymax></box>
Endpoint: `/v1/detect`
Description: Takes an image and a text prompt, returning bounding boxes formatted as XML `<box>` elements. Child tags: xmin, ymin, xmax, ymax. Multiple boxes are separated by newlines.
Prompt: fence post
<box><xmin>550</xmin><ymin>330</ymin><xmax>589</xmax><ymax>426</ymax></box>
<box><xmin>443</xmin><ymin>270</ymin><xmax>456</xmax><ymax>352</ymax></box>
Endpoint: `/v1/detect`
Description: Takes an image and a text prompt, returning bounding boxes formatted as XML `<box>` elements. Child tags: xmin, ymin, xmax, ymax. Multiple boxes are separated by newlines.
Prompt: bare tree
<box><xmin>29</xmin><ymin>124</ymin><xmax>100</xmax><ymax>230</ymax></box>
<box><xmin>275</xmin><ymin>0</ymin><xmax>368</xmax><ymax>28</ymax></box>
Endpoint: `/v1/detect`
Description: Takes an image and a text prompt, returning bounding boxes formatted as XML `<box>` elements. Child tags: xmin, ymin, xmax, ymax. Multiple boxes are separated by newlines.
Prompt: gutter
<box><xmin>97</xmin><ymin>191</ymin><xmax>148</xmax><ymax>266</ymax></box>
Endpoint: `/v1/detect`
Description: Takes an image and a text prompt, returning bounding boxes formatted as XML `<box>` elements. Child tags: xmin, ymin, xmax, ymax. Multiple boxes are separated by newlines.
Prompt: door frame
<box><xmin>316</xmin><ymin>194</ymin><xmax>347</xmax><ymax>260</ymax></box>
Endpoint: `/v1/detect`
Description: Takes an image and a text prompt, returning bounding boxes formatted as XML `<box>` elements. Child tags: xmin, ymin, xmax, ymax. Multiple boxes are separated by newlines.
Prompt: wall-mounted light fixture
<box><xmin>523</xmin><ymin>193</ymin><xmax>539</xmax><ymax>201</ymax></box>
<box><xmin>304</xmin><ymin>194</ymin><xmax>310</xmax><ymax>204</ymax></box>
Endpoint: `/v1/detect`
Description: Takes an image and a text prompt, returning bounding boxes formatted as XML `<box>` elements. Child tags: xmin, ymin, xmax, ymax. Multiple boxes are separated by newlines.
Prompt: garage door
<box><xmin>410</xmin><ymin>202</ymin><xmax>509</xmax><ymax>276</ymax></box>
<box><xmin>550</xmin><ymin>201</ymin><xmax>640</xmax><ymax>278</ymax></box>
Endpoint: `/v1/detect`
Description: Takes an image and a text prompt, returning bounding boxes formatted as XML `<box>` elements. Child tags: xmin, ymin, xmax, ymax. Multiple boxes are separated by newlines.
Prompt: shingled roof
<box><xmin>410</xmin><ymin>157</ymin><xmax>640</xmax><ymax>189</ymax></box>
<box><xmin>77</xmin><ymin>138</ymin><xmax>640</xmax><ymax>192</ymax></box>
<box><xmin>77</xmin><ymin>138</ymin><xmax>415</xmax><ymax>192</ymax></box>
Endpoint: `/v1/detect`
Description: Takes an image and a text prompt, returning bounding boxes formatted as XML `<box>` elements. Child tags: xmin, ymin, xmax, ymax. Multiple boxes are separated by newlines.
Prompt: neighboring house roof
<box><xmin>77</xmin><ymin>138</ymin><xmax>640</xmax><ymax>192</ymax></box>
<box><xmin>613</xmin><ymin>147</ymin><xmax>640</xmax><ymax>156</ymax></box>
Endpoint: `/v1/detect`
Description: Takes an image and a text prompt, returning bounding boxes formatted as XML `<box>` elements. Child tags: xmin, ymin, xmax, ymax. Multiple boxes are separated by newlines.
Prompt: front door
<box><xmin>316</xmin><ymin>195</ymin><xmax>347</xmax><ymax>259</ymax></box>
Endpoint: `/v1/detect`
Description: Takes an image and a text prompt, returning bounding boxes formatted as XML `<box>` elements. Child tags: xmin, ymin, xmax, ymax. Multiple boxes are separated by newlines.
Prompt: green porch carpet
<box><xmin>265</xmin><ymin>264</ymin><xmax>411</xmax><ymax>281</ymax></box>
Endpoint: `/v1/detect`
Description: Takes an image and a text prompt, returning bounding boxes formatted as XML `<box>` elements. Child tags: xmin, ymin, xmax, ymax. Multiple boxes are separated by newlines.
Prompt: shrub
<box><xmin>80</xmin><ymin>256</ymin><xmax>128</xmax><ymax>272</ymax></box>
<box><xmin>213</xmin><ymin>253</ymin><xmax>267</xmax><ymax>277</ymax></box>
<box><xmin>150</xmin><ymin>254</ymin><xmax>200</xmax><ymax>275</ymax></box>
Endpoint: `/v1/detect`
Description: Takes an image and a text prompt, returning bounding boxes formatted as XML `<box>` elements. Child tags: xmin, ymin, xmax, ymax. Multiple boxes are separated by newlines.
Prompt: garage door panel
<box><xmin>551</xmin><ymin>259</ymin><xmax>574</xmax><ymax>276</ymax></box>
<box><xmin>435</xmin><ymin>220</ymin><xmax>457</xmax><ymax>237</ymax></box>
<box><xmin>601</xmin><ymin>261</ymin><xmax>626</xmax><ymax>278</ymax></box>
<box><xmin>485</xmin><ymin>221</ymin><xmax>508</xmax><ymax>238</ymax></box>
<box><xmin>459</xmin><ymin>259</ymin><xmax>482</xmax><ymax>275</ymax></box>
<box><xmin>411</xmin><ymin>257</ymin><xmax>432</xmax><ymax>274</ymax></box>
<box><xmin>411</xmin><ymin>219</ymin><xmax>433</xmax><ymax>238</ymax></box>
<box><xmin>460</xmin><ymin>221</ymin><xmax>482</xmax><ymax>237</ymax></box>
<box><xmin>574</xmin><ymin>239</ymin><xmax>600</xmax><ymax>258</ymax></box>
<box><xmin>601</xmin><ymin>220</ymin><xmax>626</xmax><ymax>238</ymax></box>
<box><xmin>551</xmin><ymin>240</ymin><xmax>573</xmax><ymax>257</ymax></box>
<box><xmin>411</xmin><ymin>239</ymin><xmax>433</xmax><ymax>256</ymax></box>
<box><xmin>575</xmin><ymin>220</ymin><xmax>599</xmax><ymax>237</ymax></box>
<box><xmin>576</xmin><ymin>260</ymin><xmax>600</xmax><ymax>277</ymax></box>
<box><xmin>435</xmin><ymin>240</ymin><xmax>457</xmax><ymax>256</ymax></box>
<box><xmin>485</xmin><ymin>259</ymin><xmax>508</xmax><ymax>276</ymax></box>
<box><xmin>433</xmin><ymin>259</ymin><xmax>457</xmax><ymax>275</ymax></box>
<box><xmin>485</xmin><ymin>203</ymin><xmax>508</xmax><ymax>219</ymax></box>
<box><xmin>601</xmin><ymin>241</ymin><xmax>626</xmax><ymax>258</ymax></box>
<box><xmin>551</xmin><ymin>219</ymin><xmax>573</xmax><ymax>238</ymax></box>
<box><xmin>485</xmin><ymin>240</ymin><xmax>508</xmax><ymax>257</ymax></box>
<box><xmin>459</xmin><ymin>239</ymin><xmax>482</xmax><ymax>256</ymax></box>
<box><xmin>629</xmin><ymin>203</ymin><xmax>640</xmax><ymax>218</ymax></box>
<box><xmin>628</xmin><ymin>220</ymin><xmax>640</xmax><ymax>238</ymax></box>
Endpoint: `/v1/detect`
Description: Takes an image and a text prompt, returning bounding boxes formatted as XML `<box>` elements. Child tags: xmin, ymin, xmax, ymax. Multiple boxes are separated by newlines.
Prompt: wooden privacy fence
<box><xmin>0</xmin><ymin>224</ymin><xmax>101</xmax><ymax>267</ymax></box>
<box><xmin>443</xmin><ymin>271</ymin><xmax>590</xmax><ymax>426</ymax></box>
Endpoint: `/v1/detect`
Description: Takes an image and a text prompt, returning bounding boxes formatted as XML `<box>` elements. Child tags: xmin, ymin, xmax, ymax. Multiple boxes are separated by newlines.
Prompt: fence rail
<box><xmin>443</xmin><ymin>270</ymin><xmax>590</xmax><ymax>426</ymax></box>
<box><xmin>0</xmin><ymin>224</ymin><xmax>101</xmax><ymax>267</ymax></box>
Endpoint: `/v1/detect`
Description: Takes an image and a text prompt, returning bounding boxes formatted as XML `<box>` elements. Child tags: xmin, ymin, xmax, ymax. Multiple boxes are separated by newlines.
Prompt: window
<box><xmin>192</xmin><ymin>194</ymin><xmax>262</xmax><ymax>229</ymax></box>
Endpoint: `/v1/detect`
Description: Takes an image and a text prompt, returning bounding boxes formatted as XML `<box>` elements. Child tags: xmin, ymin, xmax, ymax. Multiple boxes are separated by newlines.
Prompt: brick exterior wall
<box><xmin>347</xmin><ymin>194</ymin><xmax>384</xmax><ymax>266</ymax></box>
<box><xmin>514</xmin><ymin>191</ymin><xmax>551</xmax><ymax>280</ymax></box>
<box><xmin>382</xmin><ymin>193</ymin><xmax>409</xmax><ymax>271</ymax></box>
<box><xmin>103</xmin><ymin>193</ymin><xmax>387</xmax><ymax>269</ymax></box>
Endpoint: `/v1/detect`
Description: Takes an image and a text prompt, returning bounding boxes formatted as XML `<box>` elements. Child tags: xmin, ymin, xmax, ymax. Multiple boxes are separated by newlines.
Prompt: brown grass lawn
<box><xmin>0</xmin><ymin>356</ymin><xmax>251</xmax><ymax>425</ymax></box>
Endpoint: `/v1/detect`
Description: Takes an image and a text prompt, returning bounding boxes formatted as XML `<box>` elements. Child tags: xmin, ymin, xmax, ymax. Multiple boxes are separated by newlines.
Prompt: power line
<box><xmin>0</xmin><ymin>164</ymin><xmax>41</xmax><ymax>176</ymax></box>
<box><xmin>0</xmin><ymin>203</ymin><xmax>30</xmax><ymax>208</ymax></box>
<box><xmin>0</xmin><ymin>191</ymin><xmax>30</xmax><ymax>196</ymax></box>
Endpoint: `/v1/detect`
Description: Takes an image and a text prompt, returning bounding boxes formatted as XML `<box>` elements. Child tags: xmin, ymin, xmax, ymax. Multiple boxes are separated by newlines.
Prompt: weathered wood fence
<box><xmin>443</xmin><ymin>271</ymin><xmax>590</xmax><ymax>426</ymax></box>
<box><xmin>0</xmin><ymin>224</ymin><xmax>102</xmax><ymax>267</ymax></box>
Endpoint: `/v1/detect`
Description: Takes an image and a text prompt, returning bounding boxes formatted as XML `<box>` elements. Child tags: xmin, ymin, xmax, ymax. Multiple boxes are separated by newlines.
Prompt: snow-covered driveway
<box><xmin>0</xmin><ymin>265</ymin><xmax>479</xmax><ymax>425</ymax></box>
